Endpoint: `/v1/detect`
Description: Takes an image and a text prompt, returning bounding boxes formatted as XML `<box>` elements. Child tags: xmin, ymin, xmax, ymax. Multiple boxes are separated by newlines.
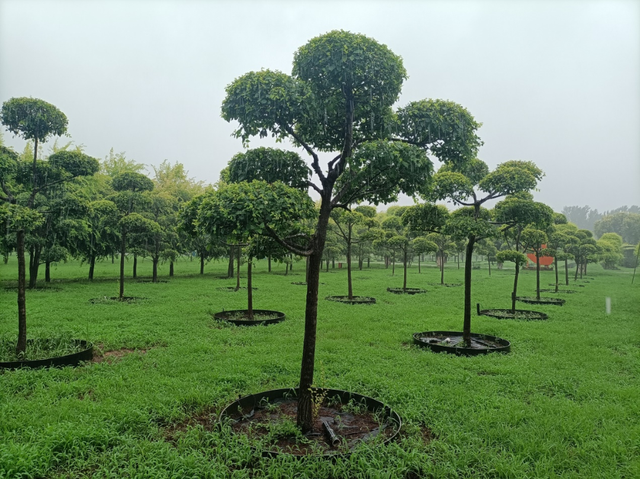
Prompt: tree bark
<box><xmin>152</xmin><ymin>257</ymin><xmax>158</xmax><ymax>283</ymax></box>
<box><xmin>16</xmin><ymin>229</ymin><xmax>27</xmax><ymax>355</ymax></box>
<box><xmin>228</xmin><ymin>246</ymin><xmax>234</xmax><ymax>278</ymax></box>
<box><xmin>28</xmin><ymin>246</ymin><xmax>41</xmax><ymax>289</ymax></box>
<box><xmin>200</xmin><ymin>252</ymin><xmax>205</xmax><ymax>275</ymax></box>
<box><xmin>463</xmin><ymin>235</ymin><xmax>475</xmax><ymax>345</ymax></box>
<box><xmin>45</xmin><ymin>261</ymin><xmax>51</xmax><ymax>283</ymax></box>
<box><xmin>554</xmin><ymin>257</ymin><xmax>559</xmax><ymax>292</ymax></box>
<box><xmin>565</xmin><ymin>258</ymin><xmax>569</xmax><ymax>285</ymax></box>
<box><xmin>169</xmin><ymin>261</ymin><xmax>174</xmax><ymax>277</ymax></box>
<box><xmin>535</xmin><ymin>250</ymin><xmax>541</xmax><ymax>300</ymax></box>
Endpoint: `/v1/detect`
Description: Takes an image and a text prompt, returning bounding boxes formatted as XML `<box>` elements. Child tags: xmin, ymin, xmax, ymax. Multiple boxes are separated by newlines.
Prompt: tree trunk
<box><xmin>463</xmin><ymin>235</ymin><xmax>475</xmax><ymax>345</ymax></box>
<box><xmin>169</xmin><ymin>261</ymin><xmax>174</xmax><ymax>277</ymax></box>
<box><xmin>440</xmin><ymin>253</ymin><xmax>445</xmax><ymax>285</ymax></box>
<box><xmin>268</xmin><ymin>254</ymin><xmax>271</xmax><ymax>272</ymax></box>
<box><xmin>152</xmin><ymin>257</ymin><xmax>158</xmax><ymax>283</ymax></box>
<box><xmin>89</xmin><ymin>254</ymin><xmax>95</xmax><ymax>281</ymax></box>
<box><xmin>511</xmin><ymin>261</ymin><xmax>520</xmax><ymax>313</ymax></box>
<box><xmin>235</xmin><ymin>245</ymin><xmax>241</xmax><ymax>291</ymax></box>
<box><xmin>132</xmin><ymin>254</ymin><xmax>137</xmax><ymax>279</ymax></box>
<box><xmin>565</xmin><ymin>258</ymin><xmax>569</xmax><ymax>285</ymax></box>
<box><xmin>554</xmin><ymin>257</ymin><xmax>559</xmax><ymax>292</ymax></box>
<box><xmin>402</xmin><ymin>249</ymin><xmax>408</xmax><ymax>290</ymax></box>
<box><xmin>200</xmin><ymin>252</ymin><xmax>205</xmax><ymax>275</ymax></box>
<box><xmin>45</xmin><ymin>261</ymin><xmax>51</xmax><ymax>283</ymax></box>
<box><xmin>16</xmin><ymin>229</ymin><xmax>27</xmax><ymax>355</ymax></box>
<box><xmin>247</xmin><ymin>258</ymin><xmax>253</xmax><ymax>320</ymax></box>
<box><xmin>574</xmin><ymin>258</ymin><xmax>579</xmax><ymax>281</ymax></box>
<box><xmin>119</xmin><ymin>233</ymin><xmax>126</xmax><ymax>300</ymax></box>
<box><xmin>297</xmin><ymin>194</ymin><xmax>332</xmax><ymax>433</ymax></box>
<box><xmin>392</xmin><ymin>256</ymin><xmax>395</xmax><ymax>276</ymax></box>
<box><xmin>487</xmin><ymin>258</ymin><xmax>491</xmax><ymax>276</ymax></box>
<box><xmin>347</xmin><ymin>226</ymin><xmax>353</xmax><ymax>299</ymax></box>
<box><xmin>535</xmin><ymin>250</ymin><xmax>541</xmax><ymax>300</ymax></box>
<box><xmin>228</xmin><ymin>246</ymin><xmax>234</xmax><ymax>278</ymax></box>
<box><xmin>29</xmin><ymin>246</ymin><xmax>41</xmax><ymax>289</ymax></box>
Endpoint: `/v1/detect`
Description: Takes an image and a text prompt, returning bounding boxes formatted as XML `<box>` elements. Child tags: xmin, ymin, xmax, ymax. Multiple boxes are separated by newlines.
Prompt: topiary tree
<box><xmin>1</xmin><ymin>99</ymin><xmax>98</xmax><ymax>355</ymax></box>
<box><xmin>429</xmin><ymin>159</ymin><xmax>544</xmax><ymax>345</ymax></box>
<box><xmin>221</xmin><ymin>30</ymin><xmax>482</xmax><ymax>431</ymax></box>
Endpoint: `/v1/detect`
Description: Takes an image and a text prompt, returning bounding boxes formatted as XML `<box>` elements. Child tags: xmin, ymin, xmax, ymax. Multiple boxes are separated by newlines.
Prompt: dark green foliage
<box><xmin>0</xmin><ymin>97</ymin><xmax>68</xmax><ymax>144</ymax></box>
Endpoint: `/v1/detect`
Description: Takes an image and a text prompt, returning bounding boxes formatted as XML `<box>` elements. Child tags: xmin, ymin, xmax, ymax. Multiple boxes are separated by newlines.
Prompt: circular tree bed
<box><xmin>478</xmin><ymin>308</ymin><xmax>548</xmax><ymax>320</ymax></box>
<box><xmin>413</xmin><ymin>331</ymin><xmax>511</xmax><ymax>356</ymax></box>
<box><xmin>0</xmin><ymin>339</ymin><xmax>93</xmax><ymax>370</ymax></box>
<box><xmin>213</xmin><ymin>309</ymin><xmax>285</xmax><ymax>326</ymax></box>
<box><xmin>428</xmin><ymin>283</ymin><xmax>462</xmax><ymax>287</ymax></box>
<box><xmin>516</xmin><ymin>296</ymin><xmax>566</xmax><ymax>306</ymax></box>
<box><xmin>325</xmin><ymin>296</ymin><xmax>376</xmax><ymax>305</ymax></box>
<box><xmin>219</xmin><ymin>387</ymin><xmax>402</xmax><ymax>457</ymax></box>
<box><xmin>387</xmin><ymin>287</ymin><xmax>427</xmax><ymax>295</ymax></box>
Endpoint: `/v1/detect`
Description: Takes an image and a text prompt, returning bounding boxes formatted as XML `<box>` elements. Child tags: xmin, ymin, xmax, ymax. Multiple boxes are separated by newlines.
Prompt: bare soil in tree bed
<box><xmin>386</xmin><ymin>287</ymin><xmax>427</xmax><ymax>295</ymax></box>
<box><xmin>413</xmin><ymin>331</ymin><xmax>511</xmax><ymax>356</ymax></box>
<box><xmin>478</xmin><ymin>308</ymin><xmax>548</xmax><ymax>320</ymax></box>
<box><xmin>213</xmin><ymin>309</ymin><xmax>285</xmax><ymax>326</ymax></box>
<box><xmin>0</xmin><ymin>339</ymin><xmax>93</xmax><ymax>369</ymax></box>
<box><xmin>136</xmin><ymin>280</ymin><xmax>169</xmax><ymax>283</ymax></box>
<box><xmin>428</xmin><ymin>283</ymin><xmax>462</xmax><ymax>287</ymax></box>
<box><xmin>516</xmin><ymin>296</ymin><xmax>566</xmax><ymax>306</ymax></box>
<box><xmin>291</xmin><ymin>282</ymin><xmax>325</xmax><ymax>286</ymax></box>
<box><xmin>325</xmin><ymin>296</ymin><xmax>376</xmax><ymax>304</ymax></box>
<box><xmin>88</xmin><ymin>296</ymin><xmax>148</xmax><ymax>304</ymax></box>
<box><xmin>219</xmin><ymin>388</ymin><xmax>401</xmax><ymax>457</ymax></box>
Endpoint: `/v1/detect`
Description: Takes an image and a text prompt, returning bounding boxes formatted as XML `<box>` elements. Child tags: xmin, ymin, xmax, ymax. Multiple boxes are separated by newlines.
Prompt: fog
<box><xmin>1</xmin><ymin>0</ymin><xmax>638</xmax><ymax>212</ymax></box>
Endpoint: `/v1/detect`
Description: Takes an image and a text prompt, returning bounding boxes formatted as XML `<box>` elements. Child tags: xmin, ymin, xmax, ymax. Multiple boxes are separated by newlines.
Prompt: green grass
<box><xmin>0</xmin><ymin>256</ymin><xmax>639</xmax><ymax>478</ymax></box>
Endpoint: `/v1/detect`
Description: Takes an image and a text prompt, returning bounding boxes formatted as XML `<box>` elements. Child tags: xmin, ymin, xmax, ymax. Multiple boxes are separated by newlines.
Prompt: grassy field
<box><xmin>0</xmin><ymin>256</ymin><xmax>638</xmax><ymax>478</ymax></box>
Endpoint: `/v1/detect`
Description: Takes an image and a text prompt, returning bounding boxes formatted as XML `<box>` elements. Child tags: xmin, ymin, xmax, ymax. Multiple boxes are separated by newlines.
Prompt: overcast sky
<box><xmin>1</xmin><ymin>0</ymin><xmax>638</xmax><ymax>213</ymax></box>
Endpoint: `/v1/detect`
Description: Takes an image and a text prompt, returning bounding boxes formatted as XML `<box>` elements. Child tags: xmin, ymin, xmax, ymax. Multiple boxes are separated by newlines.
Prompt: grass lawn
<box><xmin>0</xmin><ymin>256</ymin><xmax>638</xmax><ymax>478</ymax></box>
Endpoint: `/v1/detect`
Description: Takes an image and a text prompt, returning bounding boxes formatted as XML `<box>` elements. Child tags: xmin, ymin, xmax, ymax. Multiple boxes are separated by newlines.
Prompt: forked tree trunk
<box><xmin>463</xmin><ymin>235</ymin><xmax>476</xmax><ymax>345</ymax></box>
<box><xmin>16</xmin><ymin>229</ymin><xmax>27</xmax><ymax>355</ymax></box>
<box><xmin>29</xmin><ymin>246</ymin><xmax>41</xmax><ymax>289</ymax></box>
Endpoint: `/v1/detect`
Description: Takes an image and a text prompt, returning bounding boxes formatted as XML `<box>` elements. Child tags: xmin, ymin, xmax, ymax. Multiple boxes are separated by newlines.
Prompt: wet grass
<box><xmin>0</xmin><ymin>256</ymin><xmax>638</xmax><ymax>478</ymax></box>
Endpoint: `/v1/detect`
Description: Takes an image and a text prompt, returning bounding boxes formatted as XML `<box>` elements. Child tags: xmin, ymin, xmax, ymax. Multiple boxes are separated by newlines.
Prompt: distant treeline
<box><xmin>562</xmin><ymin>205</ymin><xmax>640</xmax><ymax>244</ymax></box>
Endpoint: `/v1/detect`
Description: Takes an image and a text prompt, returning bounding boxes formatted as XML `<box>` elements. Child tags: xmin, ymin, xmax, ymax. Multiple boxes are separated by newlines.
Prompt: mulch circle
<box><xmin>219</xmin><ymin>388</ymin><xmax>402</xmax><ymax>458</ymax></box>
<box><xmin>89</xmin><ymin>296</ymin><xmax>148</xmax><ymax>304</ymax></box>
<box><xmin>387</xmin><ymin>288</ymin><xmax>427</xmax><ymax>295</ymax></box>
<box><xmin>0</xmin><ymin>339</ymin><xmax>93</xmax><ymax>370</ymax></box>
<box><xmin>213</xmin><ymin>309</ymin><xmax>285</xmax><ymax>326</ymax></box>
<box><xmin>413</xmin><ymin>331</ymin><xmax>511</xmax><ymax>356</ymax></box>
<box><xmin>478</xmin><ymin>308</ymin><xmax>548</xmax><ymax>320</ymax></box>
<box><xmin>428</xmin><ymin>283</ymin><xmax>462</xmax><ymax>287</ymax></box>
<box><xmin>136</xmin><ymin>280</ymin><xmax>169</xmax><ymax>283</ymax></box>
<box><xmin>516</xmin><ymin>296</ymin><xmax>566</xmax><ymax>306</ymax></box>
<box><xmin>325</xmin><ymin>296</ymin><xmax>376</xmax><ymax>305</ymax></box>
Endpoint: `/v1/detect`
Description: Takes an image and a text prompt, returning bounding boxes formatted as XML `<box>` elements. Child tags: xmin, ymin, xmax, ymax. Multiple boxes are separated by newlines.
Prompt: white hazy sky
<box><xmin>1</xmin><ymin>0</ymin><xmax>638</xmax><ymax>213</ymax></box>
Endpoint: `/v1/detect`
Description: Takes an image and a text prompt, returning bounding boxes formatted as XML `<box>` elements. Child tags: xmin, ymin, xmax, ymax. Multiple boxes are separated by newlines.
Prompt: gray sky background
<box><xmin>1</xmin><ymin>0</ymin><xmax>638</xmax><ymax>213</ymax></box>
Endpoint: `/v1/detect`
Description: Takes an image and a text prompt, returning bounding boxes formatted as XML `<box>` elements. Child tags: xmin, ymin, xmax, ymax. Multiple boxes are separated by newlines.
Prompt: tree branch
<box><xmin>283</xmin><ymin>125</ymin><xmax>326</xmax><ymax>184</ymax></box>
<box><xmin>264</xmin><ymin>223</ymin><xmax>312</xmax><ymax>257</ymax></box>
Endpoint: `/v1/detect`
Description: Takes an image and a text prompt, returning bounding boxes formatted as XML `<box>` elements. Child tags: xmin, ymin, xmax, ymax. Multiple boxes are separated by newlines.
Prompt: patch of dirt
<box><xmin>92</xmin><ymin>346</ymin><xmax>150</xmax><ymax>364</ymax></box>
<box><xmin>163</xmin><ymin>405</ymin><xmax>220</xmax><ymax>444</ymax></box>
<box><xmin>325</xmin><ymin>296</ymin><xmax>376</xmax><ymax>304</ymax></box>
<box><xmin>227</xmin><ymin>396</ymin><xmax>397</xmax><ymax>456</ymax></box>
